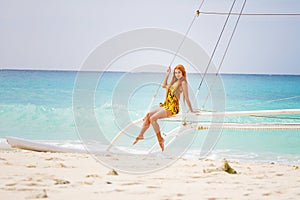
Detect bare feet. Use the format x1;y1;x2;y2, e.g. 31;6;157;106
158;137;164;151
133;136;144;145
156;132;164;151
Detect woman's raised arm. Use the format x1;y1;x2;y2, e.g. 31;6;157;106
162;67;171;88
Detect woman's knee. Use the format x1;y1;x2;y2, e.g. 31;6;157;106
143;113;151;125
149;115;157;124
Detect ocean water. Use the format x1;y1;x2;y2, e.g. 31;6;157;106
1;69;300;164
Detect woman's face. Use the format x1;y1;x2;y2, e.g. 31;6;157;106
174;69;183;80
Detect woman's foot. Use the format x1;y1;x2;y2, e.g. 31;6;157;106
158;137;164;151
133;136;144;145
156;132;164;151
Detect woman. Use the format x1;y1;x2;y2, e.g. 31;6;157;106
133;64;196;151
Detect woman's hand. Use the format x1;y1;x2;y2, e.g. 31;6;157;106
166;67;171;75
190;110;200;113
188;108;200;114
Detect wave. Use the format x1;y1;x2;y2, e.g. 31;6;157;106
0;104;76;140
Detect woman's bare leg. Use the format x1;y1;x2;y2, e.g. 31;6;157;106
133;108;161;145
132;114;150;144
149;108;172;151
149;108;171;133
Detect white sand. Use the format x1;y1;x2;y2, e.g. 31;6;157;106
0;149;300;200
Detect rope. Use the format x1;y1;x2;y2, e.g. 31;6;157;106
195;0;238;98
201;0;247;109
200;11;300;16
202;123;300;130
168;0;206;68
146;0;206;112
227;95;300;110
250;115;300;120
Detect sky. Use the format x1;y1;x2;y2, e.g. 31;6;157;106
0;0;300;74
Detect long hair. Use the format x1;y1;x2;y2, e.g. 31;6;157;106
168;64;187;103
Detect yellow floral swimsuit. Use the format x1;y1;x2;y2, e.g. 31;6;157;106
160;85;179;115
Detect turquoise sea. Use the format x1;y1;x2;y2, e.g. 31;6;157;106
1;69;300;165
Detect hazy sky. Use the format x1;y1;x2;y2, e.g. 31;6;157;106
1;0;300;74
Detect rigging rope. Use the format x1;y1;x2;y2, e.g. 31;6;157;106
250;115;300;120
168;0;206;68
201;0;247;109
200;11;300;16
227;95;300;110
195;0;238;98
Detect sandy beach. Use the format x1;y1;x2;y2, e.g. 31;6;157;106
0;148;299;200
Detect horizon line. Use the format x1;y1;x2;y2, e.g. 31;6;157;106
1;68;300;76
